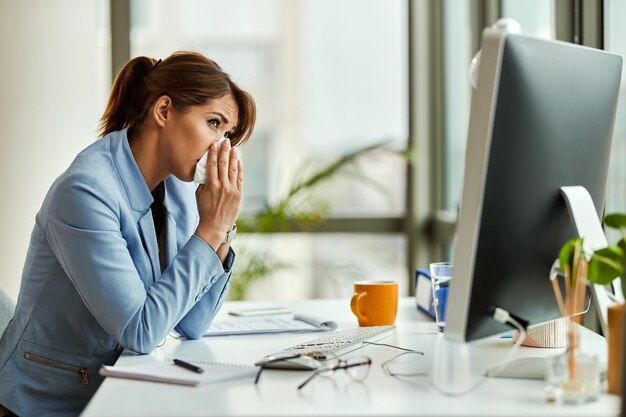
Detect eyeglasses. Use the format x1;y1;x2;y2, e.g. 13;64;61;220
362;341;426;377
254;353;372;390
254;353;302;384
381;351;426;377
297;354;372;390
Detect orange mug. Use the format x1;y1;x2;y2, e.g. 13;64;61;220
350;281;398;326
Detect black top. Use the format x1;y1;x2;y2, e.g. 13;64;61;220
150;181;166;272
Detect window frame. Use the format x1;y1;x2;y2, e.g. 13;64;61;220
109;0;602;295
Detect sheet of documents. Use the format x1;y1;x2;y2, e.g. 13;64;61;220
202;314;338;337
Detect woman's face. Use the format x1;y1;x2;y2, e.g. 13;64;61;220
161;94;239;182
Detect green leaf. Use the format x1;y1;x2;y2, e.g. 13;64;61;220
604;213;626;230
559;238;582;273
284;141;391;204
227;247;290;301
230;141;415;299
618;238;626;256
587;245;625;285
618;239;626;297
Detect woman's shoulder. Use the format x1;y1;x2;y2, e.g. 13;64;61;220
59;130;143;189
45;136;126;211
60;139;119;190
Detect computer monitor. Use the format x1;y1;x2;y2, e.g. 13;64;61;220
445;30;623;343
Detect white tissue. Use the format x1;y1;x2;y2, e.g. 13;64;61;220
194;151;209;185
194;138;228;185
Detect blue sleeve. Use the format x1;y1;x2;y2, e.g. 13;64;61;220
46;177;227;354
175;247;234;339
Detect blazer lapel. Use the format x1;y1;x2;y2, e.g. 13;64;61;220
110;129;161;283
165;213;178;268
138;212;160;282
162;178;183;269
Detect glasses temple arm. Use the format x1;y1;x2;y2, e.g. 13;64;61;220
297;370;321;390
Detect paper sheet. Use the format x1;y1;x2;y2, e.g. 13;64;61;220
100;360;256;386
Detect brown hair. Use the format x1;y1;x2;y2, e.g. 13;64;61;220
99;51;256;146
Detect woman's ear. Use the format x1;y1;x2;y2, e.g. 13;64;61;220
152;95;172;128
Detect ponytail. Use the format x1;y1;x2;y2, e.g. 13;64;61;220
99;56;158;137
99;51;256;146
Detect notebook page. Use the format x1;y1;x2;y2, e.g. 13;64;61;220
100;360;257;386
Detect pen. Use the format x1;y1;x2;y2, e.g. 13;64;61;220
173;358;204;374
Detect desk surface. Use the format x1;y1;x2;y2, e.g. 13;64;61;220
81;298;620;417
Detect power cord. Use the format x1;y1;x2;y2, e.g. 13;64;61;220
429;307;527;397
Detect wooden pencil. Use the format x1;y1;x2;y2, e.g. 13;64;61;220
551;278;567;317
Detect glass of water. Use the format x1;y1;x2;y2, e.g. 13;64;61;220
429;262;453;332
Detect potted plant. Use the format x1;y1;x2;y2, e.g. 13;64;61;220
229;142;414;301
556;213;626;398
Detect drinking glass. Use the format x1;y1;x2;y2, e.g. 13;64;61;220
430;262;453;332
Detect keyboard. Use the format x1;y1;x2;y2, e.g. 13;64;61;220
256;325;395;370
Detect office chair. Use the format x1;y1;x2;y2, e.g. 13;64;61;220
0;288;15;338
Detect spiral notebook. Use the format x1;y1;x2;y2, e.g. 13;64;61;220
99;359;257;386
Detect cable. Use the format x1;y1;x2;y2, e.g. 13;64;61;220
362;341;423;353
569;286;592;317
485;309;527;377
428;308;527;397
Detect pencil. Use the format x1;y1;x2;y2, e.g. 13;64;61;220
551;277;567;317
576;260;587;321
563;263;571;316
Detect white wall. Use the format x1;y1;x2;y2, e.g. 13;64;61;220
0;0;104;301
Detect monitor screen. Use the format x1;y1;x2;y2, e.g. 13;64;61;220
445;30;623;343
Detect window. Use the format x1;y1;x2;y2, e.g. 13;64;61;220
114;0;625;300
501;0;552;39
443;1;554;214
604;0;626;214
128;0;409;299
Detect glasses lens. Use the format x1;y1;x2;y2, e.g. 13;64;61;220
345;356;371;381
318;357;339;377
383;351;425;377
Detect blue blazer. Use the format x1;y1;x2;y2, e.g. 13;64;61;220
0;129;233;417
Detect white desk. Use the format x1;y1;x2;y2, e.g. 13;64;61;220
81;298;621;417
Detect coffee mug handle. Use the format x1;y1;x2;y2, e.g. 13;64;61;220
350;292;368;325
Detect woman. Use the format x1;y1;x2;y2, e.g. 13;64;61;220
0;51;255;417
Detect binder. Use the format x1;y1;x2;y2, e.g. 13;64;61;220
415;268;436;320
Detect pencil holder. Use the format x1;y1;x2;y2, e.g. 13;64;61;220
545;324;599;404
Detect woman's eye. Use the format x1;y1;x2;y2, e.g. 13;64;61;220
208;119;219;128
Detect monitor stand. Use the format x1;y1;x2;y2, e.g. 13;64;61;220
486;353;608;380
486;357;553;379
560;185;624;336
486;186;622;380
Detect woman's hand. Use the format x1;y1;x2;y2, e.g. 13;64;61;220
194;140;243;251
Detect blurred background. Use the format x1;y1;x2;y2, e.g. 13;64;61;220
0;0;624;302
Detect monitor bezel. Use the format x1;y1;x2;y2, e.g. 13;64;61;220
444;29;622;342
445;30;507;343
